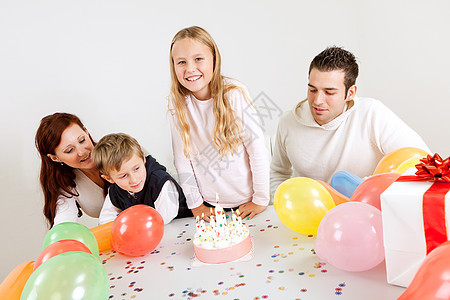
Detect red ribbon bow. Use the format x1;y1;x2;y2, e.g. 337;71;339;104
397;153;450;254
414;153;450;183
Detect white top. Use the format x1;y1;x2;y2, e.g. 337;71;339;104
168;79;270;209
98;181;180;225
54;169;105;226
270;97;431;196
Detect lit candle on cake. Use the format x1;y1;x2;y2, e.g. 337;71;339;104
210;215;216;229
214;194;226;227
231;209;237;224
195;216;201;235
235;209;243;229
200;213;206;233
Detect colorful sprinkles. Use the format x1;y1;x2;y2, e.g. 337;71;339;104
103;211;364;299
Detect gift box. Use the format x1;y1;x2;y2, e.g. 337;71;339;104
380;154;450;287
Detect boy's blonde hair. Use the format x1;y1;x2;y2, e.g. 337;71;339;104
169;26;249;158
92;133;144;176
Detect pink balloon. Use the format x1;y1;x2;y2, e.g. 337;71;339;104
350;173;400;210
314;202;384;272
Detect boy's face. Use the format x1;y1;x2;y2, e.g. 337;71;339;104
102;153;146;193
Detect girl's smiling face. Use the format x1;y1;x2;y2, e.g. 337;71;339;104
171;38;214;100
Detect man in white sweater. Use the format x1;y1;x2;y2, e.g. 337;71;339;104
270;47;430;196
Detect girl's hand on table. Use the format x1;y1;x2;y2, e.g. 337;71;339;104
191;204;214;222
237;202;267;220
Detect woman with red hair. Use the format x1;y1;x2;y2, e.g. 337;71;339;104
35;113;108;228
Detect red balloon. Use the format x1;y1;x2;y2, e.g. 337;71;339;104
34;239;91;271
350;173;400;210
398;241;450;300
111;205;164;256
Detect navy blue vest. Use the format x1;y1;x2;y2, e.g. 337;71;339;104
109;155;192;219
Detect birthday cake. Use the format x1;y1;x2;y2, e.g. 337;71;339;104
193;203;252;264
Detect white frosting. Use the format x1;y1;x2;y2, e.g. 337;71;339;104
194;205;249;249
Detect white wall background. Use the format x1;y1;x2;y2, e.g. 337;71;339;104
1;0;449;281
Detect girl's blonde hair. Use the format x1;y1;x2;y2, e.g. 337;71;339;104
169;26;247;158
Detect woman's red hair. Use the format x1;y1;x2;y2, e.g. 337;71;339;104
35;113;100;228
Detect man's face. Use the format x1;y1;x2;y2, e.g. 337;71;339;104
103;154;146;193
307;68;356;125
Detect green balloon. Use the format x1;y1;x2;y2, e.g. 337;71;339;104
21;252;109;300
43;222;99;258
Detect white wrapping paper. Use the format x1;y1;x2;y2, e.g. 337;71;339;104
380;169;450;287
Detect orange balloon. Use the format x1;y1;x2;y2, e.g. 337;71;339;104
34;239;91;271
0;261;35;300
316;180;350;205
398;241;450;300
394;156;423;174
373;147;429;175
350;173;400;210
90;221;113;252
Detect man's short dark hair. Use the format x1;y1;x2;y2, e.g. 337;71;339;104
309;46;359;95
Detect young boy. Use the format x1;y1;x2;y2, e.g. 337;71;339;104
92;133;192;225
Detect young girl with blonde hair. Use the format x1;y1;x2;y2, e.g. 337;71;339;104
168;26;269;220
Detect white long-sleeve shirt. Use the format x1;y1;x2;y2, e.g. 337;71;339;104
270;97;431;196
54;169;105;226
98;181;180;225
168;80;270;209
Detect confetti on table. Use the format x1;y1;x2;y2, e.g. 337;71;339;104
103;208;396;299
334;282;347;295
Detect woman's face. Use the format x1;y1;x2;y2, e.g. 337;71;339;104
48;123;95;170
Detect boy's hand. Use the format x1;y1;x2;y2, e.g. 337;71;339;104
191;204;214;222
237;202;267;220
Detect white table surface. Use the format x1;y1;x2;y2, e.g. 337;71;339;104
102;205;405;299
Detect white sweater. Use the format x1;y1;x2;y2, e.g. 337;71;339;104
169;80;270;209
54;169;105;226
270;97;431;196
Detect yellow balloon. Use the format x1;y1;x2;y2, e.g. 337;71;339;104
394;156;424;174
373;147;429;175
274;177;335;235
